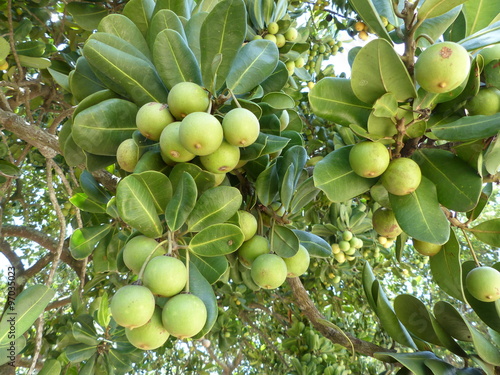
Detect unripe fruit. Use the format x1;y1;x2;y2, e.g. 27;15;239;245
159;122;196;162
349;142;390;178
251;253;288;289
110;285;155;329
275;34;286;48
284;27;298;41
162;293;207;339
238;235;270;268
167;82;210;120
334;251;346;264
237;210;258;241
143;256;187;297
478;44;500;65
294;56;305;68
222;108;260;147
267;22;279;35
338;240;350;252
116;138;140;172
331;243;341;254
125;307;169;350
414;42;471;94
285;60;295;76
179;112;223;156
200;140;240;174
283;245;310;277
465;87;500;116
372;207;402;238
350;237;363;249
264;34;277;43
381;158;421;196
136;102;175;141
122;235;166;274
342;230;353;241
466;266;500;302
412;238;442;256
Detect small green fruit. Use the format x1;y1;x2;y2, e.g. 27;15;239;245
110;285;155;329
338;240;350;252
222;108;260;147
251;253;288;289
143;256;187;297
466;266;500;302
199;140;240;174
179;112;223;156
342;230;353;241
122;235;166;274
267;22;279;35
238;235;270;268
167;82;210;120
412;238;442;256
116;138;140;172
381;158;421;196
162;293;207;339
159;122;196;162
275;33;286;48
283;245;310;278
465;87;500;116
264;34;277;43
372;207;402;238
294;57;305;68
136;102;175;141
237;210;258;241
125;307;169;350
285;60;295;75
349;141;390;178
284;27;298;41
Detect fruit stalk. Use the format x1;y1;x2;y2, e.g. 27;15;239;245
137;238;170;281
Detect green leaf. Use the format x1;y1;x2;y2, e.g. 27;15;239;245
128;171;172;214
463;0;500;35
465;321;500;366
372;93;399;117
270;225;299;258
374;352;441;375
279;163;295;211
484;132;500;175
185;12;208;64
459;21;500;51
415;5;462;48
66;2;107;30
226;39;279;95
169;162;221;195
261;61;289;93
70;57;107;102
122;0;155;36
348;0;393;42
309;77;372;127
72;98;138;156
255;163;279;206
313;146;377;202
351;39;417;104
0;285;55;343
154;0;194;19
189;262;218;339
189;223;244;256
36;358;61;375
116;175;164;238
186;186;242;232
240;133;289;161
467;183;493;221
417;0;468;21
200;0;247;92
70;224;112;259
72;315;99;346
470;218;500;246
18;55;51;69
153;29;203;90
289;176;320;215
0;160;20;177
433;301;472;342
79;170;111;204
431;113;500;141
70;193;106;213
188;253;228;284
65;343;98;363
390;177;450;245
261;92;295;110
148;9;187;50
16;40;45;57
166;172;198;231
0;336;25;366
0;37;10;61
292;229;332;258
93;231;120;273
412;149;482;212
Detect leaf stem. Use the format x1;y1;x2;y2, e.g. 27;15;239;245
228;88;242;108
185;249;190;293
137;238;170;282
460;228;481;267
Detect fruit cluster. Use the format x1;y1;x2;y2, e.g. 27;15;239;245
330;230;363;264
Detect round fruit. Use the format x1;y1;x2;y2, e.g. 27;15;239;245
199;140;240;174
116;138;140;173
478;44;500;66
415;42;471;94
354;22;365;31
162;293;207;339
122;235;166;274
142;256;187;297
381;158;422;196
179;112;223;156
159;122;196;163
110;285;155;329
294;57;305;68
284;27;298;41
125;307;169;350
342;230;353;241
267;22;279;35
466;266;500;302
222;108;260;147
264;34;277;43
338;240;350;252
238;235;270;268
167;82;210;120
136;102;175;141
465;87;500;116
237;210;258;241
283;245;310;278
285;60;295;76
412;239;442;256
251;253;288;289
372;207;402;238
349;142;390;178
275;34;286;48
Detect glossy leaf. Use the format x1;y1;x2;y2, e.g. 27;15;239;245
154;0;194;18
65;343;97;363
309;77;372;127
459;21;500;51
255;163;279;206
262;92;295;109
463;0;500;35
417;0;467;21
226;39;279;95
70;224;112;259
122;0;155;36
153;29;202;89
66;2;107;30
431;113;500;141
351;39;417;104
470;218;500;246
72;315;99;346
0;336;25;366
169;163;221;194
186;186;242;232
292;229;332;258
415;5;462;48
128;171;172;214
0;285;55;343
185;12;208;63
261;61;289;93
79;170;111;204
374;352;442;375
279;163;295;211
349;0;392;42
189;253;228;284
70;193;106;213
289;176;320;215
190;262;218;339
189;223;244;256
390;177;450;245
36;358;61;375
413;149;482;212
313;146;377;203
166;172;197;231
433;301;472;341
484;134;500;176
270;225;299;258
148;9;186;49
466;321;500;366
467;183;493;222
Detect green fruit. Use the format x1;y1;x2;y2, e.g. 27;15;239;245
136;102;175;141
283;245;310;278
372;207;402;238
415;42;471;93
412;238;442;256
465;87;500;116
199;140;240;174
267;22;279;35
167;82;210;120
251;253;288;289
264;34;277;43
478;44;500;66
284;27;298;41
466;266;500;302
349;141;390;178
179;112;223;156
159;122;196;163
294;57;305;68
338;240;350;252
238;235;270;268
162;293;207;339
116;138;140;172
275;33;286;48
222;108;260;147
342;230;353;241
381;158;421;196
110;285;155;329
285;60;295;76
122;235;166;274
125;307;169;350
143;256;187;297
237;210;258;241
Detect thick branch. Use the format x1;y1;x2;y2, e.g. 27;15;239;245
287;277;394;357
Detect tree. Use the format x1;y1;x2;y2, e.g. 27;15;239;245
0;0;499;374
